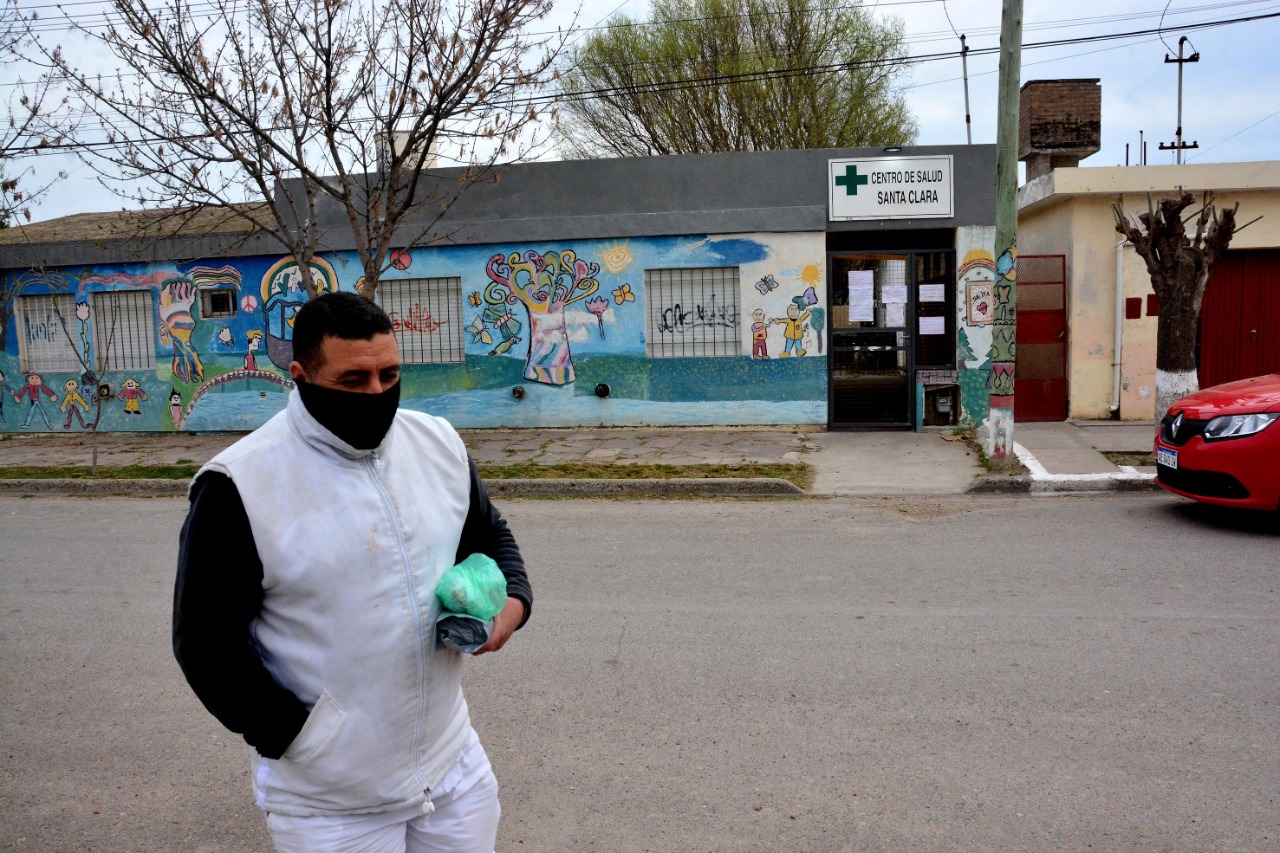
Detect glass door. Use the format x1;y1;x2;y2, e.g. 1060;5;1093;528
828;253;913;427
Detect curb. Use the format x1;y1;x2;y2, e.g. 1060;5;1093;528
0;479;189;496
486;477;805;497
966;475;1161;494
0;477;805;498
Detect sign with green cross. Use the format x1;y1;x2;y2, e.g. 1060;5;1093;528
829;156;954;221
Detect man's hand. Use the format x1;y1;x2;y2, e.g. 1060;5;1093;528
474;597;525;655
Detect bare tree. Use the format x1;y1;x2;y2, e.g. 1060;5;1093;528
18;0;564;297
1113;191;1258;417
1;0;73;225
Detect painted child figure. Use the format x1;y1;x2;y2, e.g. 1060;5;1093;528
245;329;263;371
772;297;811;358
119;377;148;415
750;308;770;359
14;373;57;430
59;378;90;429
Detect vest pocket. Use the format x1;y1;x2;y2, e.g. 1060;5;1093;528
283;690;345;764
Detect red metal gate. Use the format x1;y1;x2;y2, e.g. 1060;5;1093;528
1015;255;1068;421
1199;250;1280;388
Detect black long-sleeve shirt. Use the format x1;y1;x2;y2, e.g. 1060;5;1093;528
172;457;530;760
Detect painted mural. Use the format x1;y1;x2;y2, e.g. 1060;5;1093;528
0;232;829;431
954;226;998;428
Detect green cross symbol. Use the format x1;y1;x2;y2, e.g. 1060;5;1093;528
835;164;869;196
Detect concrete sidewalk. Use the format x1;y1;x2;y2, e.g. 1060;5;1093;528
0;419;1159;497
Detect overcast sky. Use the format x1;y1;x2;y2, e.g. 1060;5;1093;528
7;0;1279;224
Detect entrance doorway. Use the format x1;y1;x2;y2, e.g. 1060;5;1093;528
1013;255;1068;422
828;250;955;428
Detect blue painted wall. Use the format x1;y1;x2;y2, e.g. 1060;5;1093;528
1;233;830;432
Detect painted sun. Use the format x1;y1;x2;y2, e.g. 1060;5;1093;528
598;241;635;275
800;263;822;286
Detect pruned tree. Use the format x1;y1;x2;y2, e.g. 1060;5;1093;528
553;0;917;158
18;0;565;297
1113;191;1258;417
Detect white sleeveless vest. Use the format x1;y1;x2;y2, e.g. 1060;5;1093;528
197;390;473;817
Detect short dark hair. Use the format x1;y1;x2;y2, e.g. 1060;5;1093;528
291;291;395;374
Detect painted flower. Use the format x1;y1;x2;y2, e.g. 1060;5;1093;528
75;302;91;322
586;296;609;340
612;283;634;304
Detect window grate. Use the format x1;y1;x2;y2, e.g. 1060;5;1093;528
645;267;740;358
93;290;155;372
377;277;464;364
199;288;237;319
15;294;82;373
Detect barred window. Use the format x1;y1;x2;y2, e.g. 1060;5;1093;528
377;277;464;364
15;294;81;373
199;288;237;319
93;290;156;371
645;267;740;358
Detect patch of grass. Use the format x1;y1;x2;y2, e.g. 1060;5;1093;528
478;461;814;490
0;464;199;480
1102;451;1155;467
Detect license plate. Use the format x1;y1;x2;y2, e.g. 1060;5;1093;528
1157;446;1178;469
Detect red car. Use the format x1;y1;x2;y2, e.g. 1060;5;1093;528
1154;374;1280;511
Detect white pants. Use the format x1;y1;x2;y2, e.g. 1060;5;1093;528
265;728;500;853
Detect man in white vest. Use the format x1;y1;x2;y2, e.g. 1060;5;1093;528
173;291;531;852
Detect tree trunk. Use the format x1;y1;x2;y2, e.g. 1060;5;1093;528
1152;266;1207;418
523;308;575;385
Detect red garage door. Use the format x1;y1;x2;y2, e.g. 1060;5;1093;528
1199;250;1280;388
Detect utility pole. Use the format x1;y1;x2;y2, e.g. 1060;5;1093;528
1159;36;1200;163
961;34;973;145
987;0;1022;464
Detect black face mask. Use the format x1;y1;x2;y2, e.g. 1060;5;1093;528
296;379;401;450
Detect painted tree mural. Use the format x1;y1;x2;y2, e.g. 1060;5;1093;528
484;249;601;385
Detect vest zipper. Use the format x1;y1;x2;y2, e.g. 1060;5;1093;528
363;457;431;797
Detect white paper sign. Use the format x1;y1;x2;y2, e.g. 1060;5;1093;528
885;303;906;328
848;271;875;321
919;284;946;303
882;284;907;304
919;316;946;335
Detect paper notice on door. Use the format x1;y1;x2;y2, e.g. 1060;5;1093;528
882;283;907;304
885;302;906;328
919;283;946;303
919;316;946;335
848;271;875;321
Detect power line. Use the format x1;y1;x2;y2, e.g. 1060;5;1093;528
4;8;1279;155
1187;106;1280;159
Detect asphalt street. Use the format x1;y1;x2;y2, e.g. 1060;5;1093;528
1;493;1277;852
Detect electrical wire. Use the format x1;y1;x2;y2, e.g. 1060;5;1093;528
4;7;1279;154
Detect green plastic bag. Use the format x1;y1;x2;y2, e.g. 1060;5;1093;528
436;553;507;621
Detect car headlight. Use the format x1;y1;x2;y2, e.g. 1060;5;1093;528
1202;412;1280;441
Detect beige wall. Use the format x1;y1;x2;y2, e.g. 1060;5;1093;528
1018;162;1280;421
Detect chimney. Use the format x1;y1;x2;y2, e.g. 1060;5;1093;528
1019;79;1101;181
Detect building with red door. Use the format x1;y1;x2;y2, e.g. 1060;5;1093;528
1017;160;1280;421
